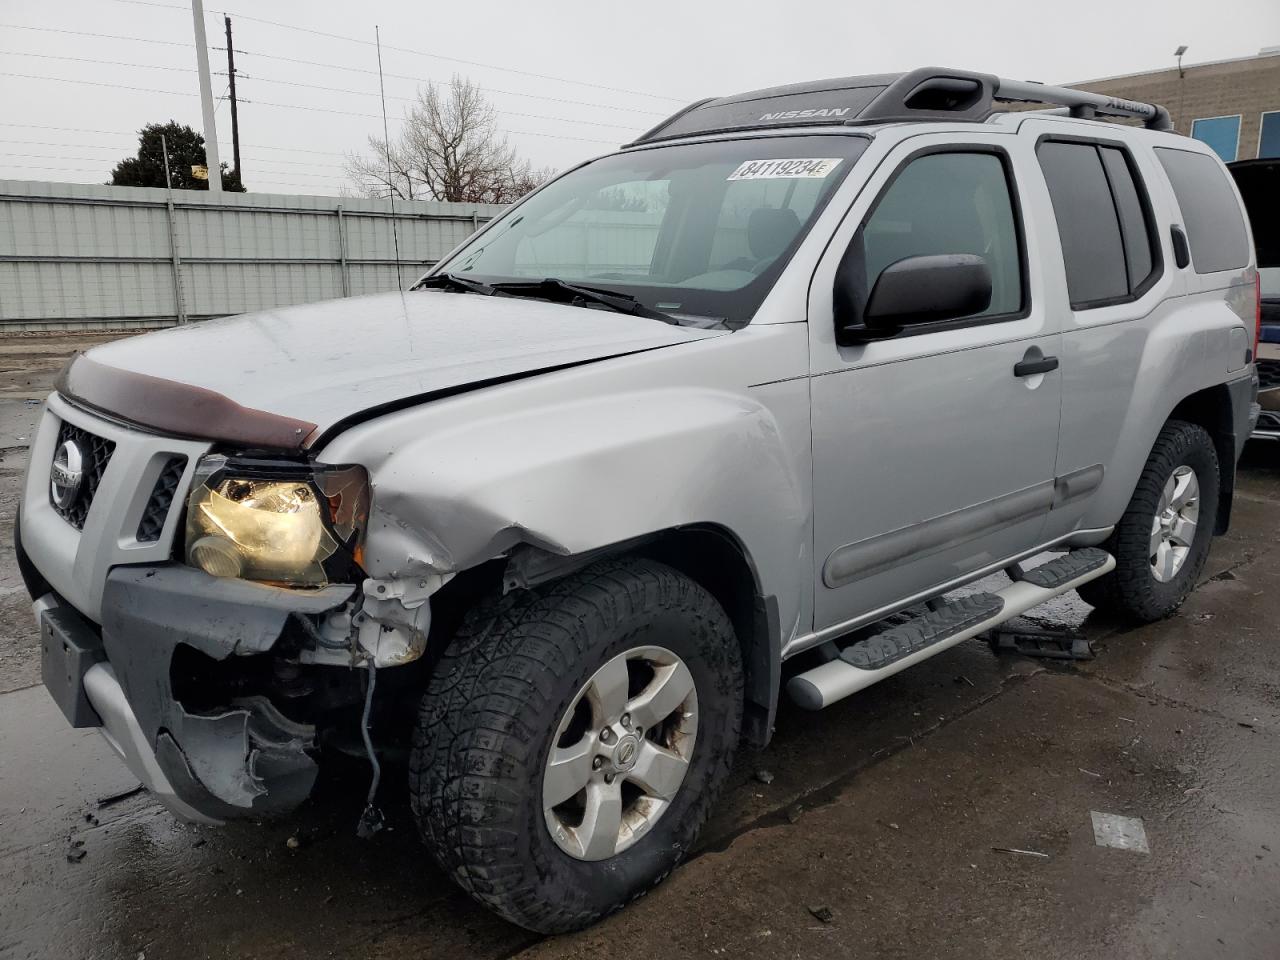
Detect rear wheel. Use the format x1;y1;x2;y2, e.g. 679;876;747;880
1078;420;1219;622
410;557;742;933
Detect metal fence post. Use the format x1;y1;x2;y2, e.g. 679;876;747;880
165;198;188;324
160;134;188;325
336;204;351;297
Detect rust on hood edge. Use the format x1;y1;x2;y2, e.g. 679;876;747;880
56;352;318;451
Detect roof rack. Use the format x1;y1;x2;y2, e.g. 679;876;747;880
627;67;1172;146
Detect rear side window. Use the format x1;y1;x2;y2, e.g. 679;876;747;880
1155;148;1251;274
1037;140;1157;308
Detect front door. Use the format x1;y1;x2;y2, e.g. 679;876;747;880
808;134;1062;632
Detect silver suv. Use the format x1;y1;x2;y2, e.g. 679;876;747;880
20;68;1260;933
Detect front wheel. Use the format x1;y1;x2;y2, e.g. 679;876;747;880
410;557;743;933
1078;419;1220;622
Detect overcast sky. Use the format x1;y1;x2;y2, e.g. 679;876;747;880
3;0;1278;196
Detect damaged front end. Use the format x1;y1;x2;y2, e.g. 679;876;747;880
98;565;363;821
41;560;441;826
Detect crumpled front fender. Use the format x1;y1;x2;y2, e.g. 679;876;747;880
317;325;814;649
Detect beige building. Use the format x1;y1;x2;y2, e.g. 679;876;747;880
1067;48;1280;162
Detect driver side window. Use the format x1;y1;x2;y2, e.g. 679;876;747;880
852;150;1024;321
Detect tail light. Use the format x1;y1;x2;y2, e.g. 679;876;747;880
1255;272;1263;361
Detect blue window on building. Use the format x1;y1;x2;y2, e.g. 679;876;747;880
1191;115;1241;162
1261;112;1280;160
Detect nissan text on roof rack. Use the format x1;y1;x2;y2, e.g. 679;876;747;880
20;68;1259;932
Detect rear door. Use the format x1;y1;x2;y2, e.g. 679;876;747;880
807;131;1063;632
1025;128;1175;541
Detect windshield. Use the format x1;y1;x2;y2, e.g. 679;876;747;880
428;135;869;325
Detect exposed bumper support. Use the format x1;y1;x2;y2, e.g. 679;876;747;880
82;661;220;825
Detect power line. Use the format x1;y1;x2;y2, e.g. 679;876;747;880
0;23;192;48
2;141;349;174
0;153;120;163
1;125;350;158
0;151;350;180
239;97;619;143
2;71;621;143
0;50;195;73
221;47;666;116
98;2;686;103
219;72;643;130
5;138;132;149
108;0;190;10
0;122;139;138
4;21;670;119
226;10;686;102
0;164;112;174
10;12;691;112
2;71;196;98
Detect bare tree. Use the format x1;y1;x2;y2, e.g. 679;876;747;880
347;76;555;203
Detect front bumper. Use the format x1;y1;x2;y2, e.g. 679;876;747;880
31;539;354;823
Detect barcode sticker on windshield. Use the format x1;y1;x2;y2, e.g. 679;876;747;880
727;158;841;181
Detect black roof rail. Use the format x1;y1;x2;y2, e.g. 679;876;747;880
626;67;1171;146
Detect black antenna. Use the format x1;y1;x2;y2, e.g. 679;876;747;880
375;25;403;292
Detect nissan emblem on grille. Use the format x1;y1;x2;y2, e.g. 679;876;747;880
50;439;85;510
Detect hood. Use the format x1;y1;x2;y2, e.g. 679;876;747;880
58;291;727;451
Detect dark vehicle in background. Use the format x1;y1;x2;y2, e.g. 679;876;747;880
1231;158;1280;439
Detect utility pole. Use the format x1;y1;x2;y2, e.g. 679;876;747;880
224;15;241;179
191;0;223;194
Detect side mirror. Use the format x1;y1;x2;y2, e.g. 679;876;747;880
839;254;992;343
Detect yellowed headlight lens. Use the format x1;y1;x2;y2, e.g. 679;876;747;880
185;478;339;585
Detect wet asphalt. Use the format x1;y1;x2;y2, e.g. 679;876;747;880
0;334;1278;960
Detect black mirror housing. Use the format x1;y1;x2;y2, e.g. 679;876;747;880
837;253;992;343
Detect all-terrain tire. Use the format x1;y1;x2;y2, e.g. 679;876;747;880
1077;419;1220;622
409;557;743;934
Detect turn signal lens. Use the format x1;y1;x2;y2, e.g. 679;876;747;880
185;478;338;585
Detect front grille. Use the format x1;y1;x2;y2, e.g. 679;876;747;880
136;456;188;542
50;421;116;530
1258;358;1280;393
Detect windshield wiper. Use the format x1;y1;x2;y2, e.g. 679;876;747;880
489;278;679;325
414;272;497;295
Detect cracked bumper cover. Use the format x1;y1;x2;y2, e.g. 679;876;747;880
54;564;354;824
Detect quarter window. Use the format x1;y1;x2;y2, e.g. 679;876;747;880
1155;147;1251;274
849;150;1024;322
1037;140;1158;308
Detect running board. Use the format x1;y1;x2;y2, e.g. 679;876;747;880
787;548;1114;710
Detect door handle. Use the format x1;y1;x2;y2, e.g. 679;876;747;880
1014;355;1058;377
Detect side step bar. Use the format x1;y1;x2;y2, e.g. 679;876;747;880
787;548;1114;710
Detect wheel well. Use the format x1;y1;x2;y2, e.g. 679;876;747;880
1168;384;1235;534
426;528;780;749
634;528;778;748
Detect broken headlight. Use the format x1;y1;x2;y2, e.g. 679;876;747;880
183;455;369;587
